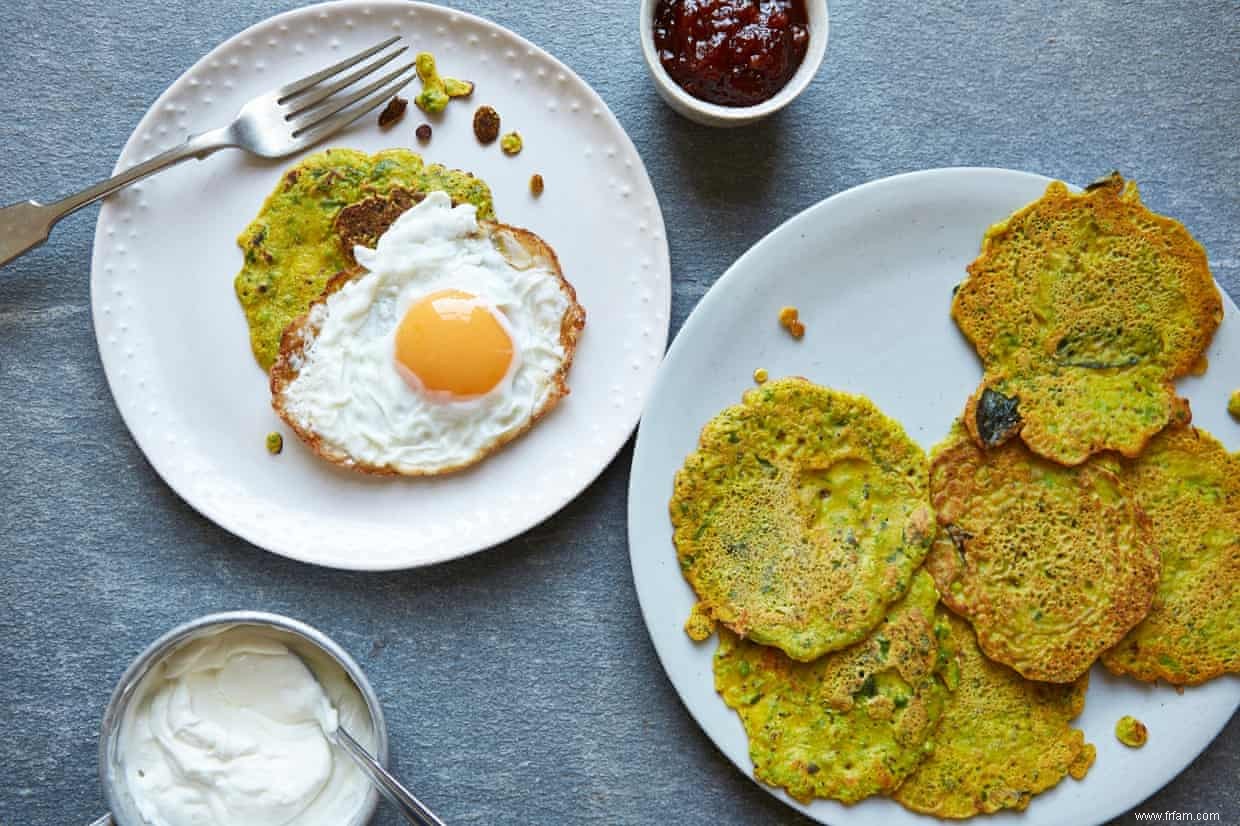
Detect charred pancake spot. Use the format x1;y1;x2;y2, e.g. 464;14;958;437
975;387;1022;448
333;188;426;264
1084;170;1122;191
944;524;972;552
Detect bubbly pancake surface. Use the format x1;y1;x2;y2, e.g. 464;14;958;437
953;174;1221;465
894;613;1093;818
1102;425;1240;685
927;422;1160;682
672;378;935;661
714;571;951;804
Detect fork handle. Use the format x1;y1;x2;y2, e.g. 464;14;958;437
0;125;236;269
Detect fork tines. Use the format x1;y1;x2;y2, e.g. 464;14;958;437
280;36;418;143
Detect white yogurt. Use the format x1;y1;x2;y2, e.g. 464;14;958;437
117;626;375;826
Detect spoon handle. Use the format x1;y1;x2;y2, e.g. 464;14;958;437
334;725;447;826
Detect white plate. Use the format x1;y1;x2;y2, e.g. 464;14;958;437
627;168;1240;825
91;1;670;570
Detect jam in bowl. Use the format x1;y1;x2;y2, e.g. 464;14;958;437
654;0;810;108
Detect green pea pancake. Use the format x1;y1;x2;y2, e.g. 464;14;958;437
927;422;1160;682
1102;425;1240;685
715;571;951;804
235;148;494;370
953;173;1222;466
895;613;1094;818
672;377;935;661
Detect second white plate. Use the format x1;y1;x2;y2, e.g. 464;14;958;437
91;1;670;570
627;167;1240;825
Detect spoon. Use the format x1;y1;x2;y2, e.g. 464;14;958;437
292;649;447;826
329;725;446;826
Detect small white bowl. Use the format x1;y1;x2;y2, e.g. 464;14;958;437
640;0;829;128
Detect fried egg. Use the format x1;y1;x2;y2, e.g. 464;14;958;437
270;191;585;476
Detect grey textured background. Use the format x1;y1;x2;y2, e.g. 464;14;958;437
1;1;1237;824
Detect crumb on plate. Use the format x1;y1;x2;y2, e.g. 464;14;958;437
1115;715;1148;748
414;52;472;114
266;432;284;455
530;174;544;196
753;367;768;384
377;96;407;128
500;131;523;155
473;105;500;144
779;306;805;339
443;77;474;98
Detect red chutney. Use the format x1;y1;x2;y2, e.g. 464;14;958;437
654;0;809;108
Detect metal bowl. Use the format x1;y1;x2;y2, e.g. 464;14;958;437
97;611;388;826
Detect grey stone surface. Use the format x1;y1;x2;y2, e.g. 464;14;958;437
0;1;1236;824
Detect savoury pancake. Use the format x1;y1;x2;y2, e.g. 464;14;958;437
235;148;494;370
894;613;1093;818
1102;425;1240;685
672;378;935;661
715;571;950;804
927;422;1159;682
953;173;1221;466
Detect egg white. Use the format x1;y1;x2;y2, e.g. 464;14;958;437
281;192;570;474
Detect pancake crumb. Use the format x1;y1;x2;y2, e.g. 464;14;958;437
753;368;768;384
530;174;544;196
779;306;805;339
500;131;523;156
266;432;284;455
413;53;471;113
1115;715;1148;748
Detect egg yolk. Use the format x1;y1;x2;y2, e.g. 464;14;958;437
394;289;514;398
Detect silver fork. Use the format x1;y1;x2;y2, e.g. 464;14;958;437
0;36;416;269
